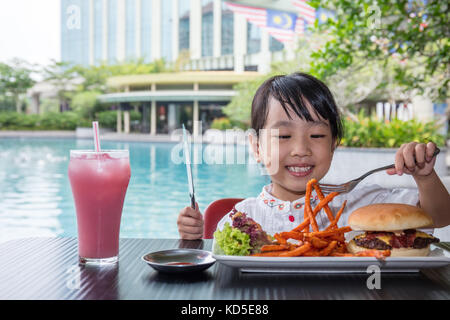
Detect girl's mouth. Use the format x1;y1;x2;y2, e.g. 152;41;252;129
286;165;314;177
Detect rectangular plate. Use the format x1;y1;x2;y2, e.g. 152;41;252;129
212;240;450;273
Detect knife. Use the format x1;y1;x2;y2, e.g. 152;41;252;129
182;124;196;210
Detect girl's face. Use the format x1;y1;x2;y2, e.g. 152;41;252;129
250;97;335;201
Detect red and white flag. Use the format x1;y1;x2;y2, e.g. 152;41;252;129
292;0;316;25
225;2;304;43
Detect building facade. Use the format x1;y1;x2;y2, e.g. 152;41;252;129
61;0;288;72
60;0;297;135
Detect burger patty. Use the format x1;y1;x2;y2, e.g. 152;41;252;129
354;237;392;250
413;237;439;249
354;230;439;250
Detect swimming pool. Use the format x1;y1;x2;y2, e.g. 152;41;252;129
0;137;269;243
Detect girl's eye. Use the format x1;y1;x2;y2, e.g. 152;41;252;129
311;135;326;138
279;135;291;139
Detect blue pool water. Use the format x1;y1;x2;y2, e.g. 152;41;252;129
0;137;269;243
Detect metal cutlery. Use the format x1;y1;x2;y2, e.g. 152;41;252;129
182;124;196;209
318;147;441;194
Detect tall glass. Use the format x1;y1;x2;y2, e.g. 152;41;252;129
68;150;131;265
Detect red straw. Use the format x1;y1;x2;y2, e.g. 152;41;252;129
92;121;101;152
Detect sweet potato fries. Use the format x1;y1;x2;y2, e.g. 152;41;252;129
251;179;391;259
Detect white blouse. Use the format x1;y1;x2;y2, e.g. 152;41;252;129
216;183;420;236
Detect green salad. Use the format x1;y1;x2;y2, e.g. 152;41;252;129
214;222;252;256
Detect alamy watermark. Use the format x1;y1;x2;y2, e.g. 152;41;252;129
170;122;280;176
66;5;81;30
66;265;81;290
366;265;381;290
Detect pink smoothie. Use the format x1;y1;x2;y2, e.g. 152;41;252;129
68;151;131;260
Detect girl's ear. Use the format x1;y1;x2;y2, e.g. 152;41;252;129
331;138;338;153
248;131;261;163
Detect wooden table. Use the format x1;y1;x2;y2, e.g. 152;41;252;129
0;238;449;300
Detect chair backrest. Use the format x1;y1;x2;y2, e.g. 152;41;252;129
203;198;243;239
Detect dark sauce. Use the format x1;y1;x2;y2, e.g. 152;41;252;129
166;262;194;266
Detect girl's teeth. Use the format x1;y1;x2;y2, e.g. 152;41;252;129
288;166;311;173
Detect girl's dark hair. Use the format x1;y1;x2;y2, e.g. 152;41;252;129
251;72;343;145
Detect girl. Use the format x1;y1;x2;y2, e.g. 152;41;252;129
177;73;450;239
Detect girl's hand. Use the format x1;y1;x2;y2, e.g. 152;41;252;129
177;202;204;240
386;142;437;177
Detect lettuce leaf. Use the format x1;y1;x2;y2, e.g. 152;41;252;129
214;222;252;256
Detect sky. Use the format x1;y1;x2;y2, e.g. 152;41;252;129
0;0;60;67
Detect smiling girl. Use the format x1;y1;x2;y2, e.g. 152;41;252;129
177;72;450;239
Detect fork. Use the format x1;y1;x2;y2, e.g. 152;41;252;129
318;147;441;194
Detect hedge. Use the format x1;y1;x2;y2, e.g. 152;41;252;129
0;112;88;130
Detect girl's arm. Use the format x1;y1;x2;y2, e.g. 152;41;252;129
386;142;450;228
414;170;450;227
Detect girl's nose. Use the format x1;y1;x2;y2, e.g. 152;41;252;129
290;141;312;157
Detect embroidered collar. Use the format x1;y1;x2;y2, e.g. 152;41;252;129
258;184;318;209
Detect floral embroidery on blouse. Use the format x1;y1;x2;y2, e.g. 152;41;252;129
259;186;317;209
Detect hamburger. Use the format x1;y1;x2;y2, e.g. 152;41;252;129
347;203;439;257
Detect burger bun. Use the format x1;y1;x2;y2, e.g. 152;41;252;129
348;203;433;231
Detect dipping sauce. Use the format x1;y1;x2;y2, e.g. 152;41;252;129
165;262;195;266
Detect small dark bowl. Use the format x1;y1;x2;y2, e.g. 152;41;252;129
142;249;216;273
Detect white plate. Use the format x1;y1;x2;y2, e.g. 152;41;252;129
212;240;450;273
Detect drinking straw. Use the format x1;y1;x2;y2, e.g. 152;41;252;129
92;121;101;152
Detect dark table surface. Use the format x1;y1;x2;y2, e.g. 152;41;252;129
0;237;449;300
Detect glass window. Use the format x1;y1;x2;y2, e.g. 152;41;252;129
247;22;261;54
201;0;213;57
61;0;90;66
178;0;190;52
107;0;117;64
61;0;71;64
269;36;284;52
141;0;152;62
221;1;233;55
93;0;103;64
125;0;136;61
161;0;173;61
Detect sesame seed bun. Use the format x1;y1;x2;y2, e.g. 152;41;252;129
347;203;433;231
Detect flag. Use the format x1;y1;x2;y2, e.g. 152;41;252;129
266;9;300;42
225;2;304;43
267;9;297;31
292;0;316;25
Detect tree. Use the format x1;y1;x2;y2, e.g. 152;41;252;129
223;33;383;124
70;90;101;119
69;58;170;93
0;59;36;113
41;60;79;112
308;0;449;100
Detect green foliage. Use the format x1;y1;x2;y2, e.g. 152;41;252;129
0;95;16;111
210;117;249;130
309;0;449;99
71;91;101;118
96;110;141;129
211;117;233;130
222;75;268;125
0;112;87;130
0;59;36;112
38;112;81;130
341;112;445;148
69;58;171;92
39;98;60;113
